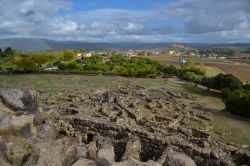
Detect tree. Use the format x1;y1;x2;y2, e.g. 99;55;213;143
4;47;14;57
0;48;2;58
138;51;145;56
13;56;23;69
243;84;250;90
21;57;37;71
13;56;36;71
212;74;242;90
108;55;126;65
62;50;75;61
66;61;81;70
222;89;250;117
30;53;48;69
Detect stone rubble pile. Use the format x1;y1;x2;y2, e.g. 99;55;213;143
0;87;249;166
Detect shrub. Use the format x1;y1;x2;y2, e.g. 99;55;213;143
62;50;75;61
161;65;178;74
201;76;214;88
243;84;250;90
212;73;242;90
180;72;203;83
222;89;250;117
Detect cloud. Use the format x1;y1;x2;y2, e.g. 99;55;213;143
0;0;249;42
163;0;250;34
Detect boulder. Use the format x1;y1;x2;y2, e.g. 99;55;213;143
33;111;45;126
4;141;31;166
72;158;97;166
122;136;141;161
0;89;38;113
76;144;88;158
96;137;115;166
0;114;35;138
111;160;161;166
36;124;59;140
88;141;98;160
163;150;196;166
63;145;78;166
0;157;10;166
35;137;78;166
24;149;40;166
0;137;7;155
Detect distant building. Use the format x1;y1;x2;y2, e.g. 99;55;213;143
127;50;137;58
76;53;92;60
179;58;189;64
127;53;137;58
189;52;195;56
169;50;175;55
77;53;83;60
219;57;226;59
83;53;92;58
44;66;59;71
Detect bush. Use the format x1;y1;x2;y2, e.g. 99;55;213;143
161;65;178;74
62;50;75;61
201;76;214;88
212;74;242;90
243;84;250;90
180;72;203;83
222;89;250;117
13;56;37;71
111;57;160;77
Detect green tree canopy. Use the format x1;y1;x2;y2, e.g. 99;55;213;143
62;50;75;61
212;73;242;90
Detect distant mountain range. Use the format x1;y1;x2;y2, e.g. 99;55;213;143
0;38;250;51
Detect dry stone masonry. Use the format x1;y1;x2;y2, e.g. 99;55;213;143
0;86;249;166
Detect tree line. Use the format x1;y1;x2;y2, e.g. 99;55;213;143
0;48;249;117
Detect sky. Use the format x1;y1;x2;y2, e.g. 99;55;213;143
0;0;250;43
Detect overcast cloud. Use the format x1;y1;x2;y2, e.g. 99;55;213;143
0;0;249;42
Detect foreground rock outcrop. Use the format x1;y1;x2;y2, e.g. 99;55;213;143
0;89;38;113
0;87;249;166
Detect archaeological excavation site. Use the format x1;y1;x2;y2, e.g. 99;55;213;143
0;83;250;166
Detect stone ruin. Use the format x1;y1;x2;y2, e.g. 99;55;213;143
0;86;250;166
42;85;250;166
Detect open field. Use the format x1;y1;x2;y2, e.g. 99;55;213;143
149;56;250;82
0;74;249;145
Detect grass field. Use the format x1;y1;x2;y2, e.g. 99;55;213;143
0;74;249;145
149;56;250;82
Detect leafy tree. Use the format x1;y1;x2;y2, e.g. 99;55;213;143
243;84;250;90
222;89;250;117
4;47;14;57
0;48;2;58
62;50;75;61
66;61;81;70
108;55;126;65
30;53;48;69
13;56;23;69
138;51;145;56
212;74;242;90
161;65;178;74
181;72;203;83
201;76;214;88
13;56;36;71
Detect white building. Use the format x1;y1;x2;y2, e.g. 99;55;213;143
169;50;175;55
44;66;59;71
76;53;92;59
83;53;92;58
